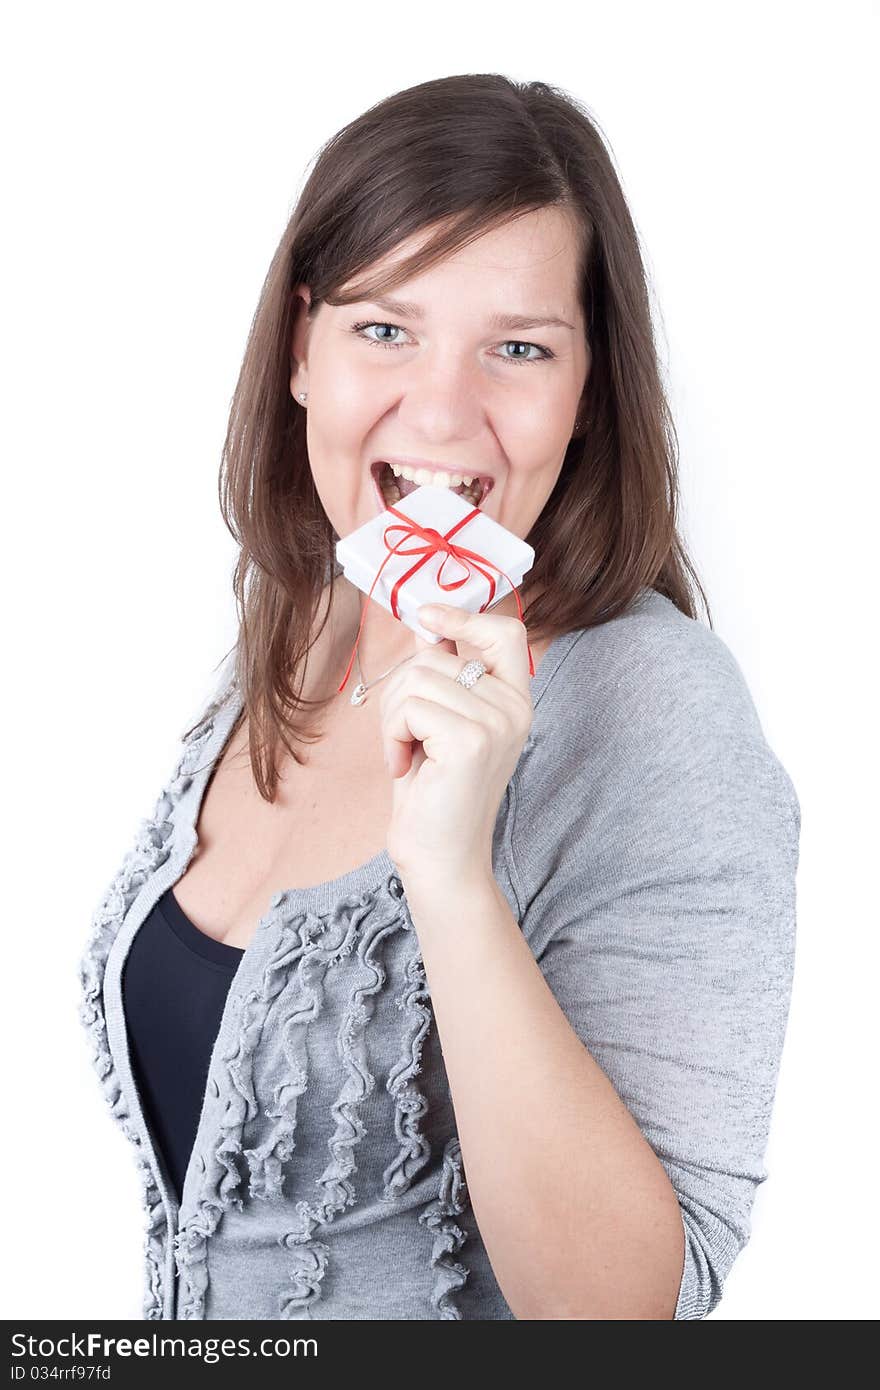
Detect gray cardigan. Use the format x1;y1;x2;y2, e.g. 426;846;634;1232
78;587;800;1320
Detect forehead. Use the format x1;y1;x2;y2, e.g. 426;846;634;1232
336;205;581;311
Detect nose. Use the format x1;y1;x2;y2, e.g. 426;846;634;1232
396;348;486;436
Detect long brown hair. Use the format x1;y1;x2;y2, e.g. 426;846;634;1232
203;73;711;800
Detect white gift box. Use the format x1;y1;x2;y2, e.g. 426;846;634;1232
335;486;536;644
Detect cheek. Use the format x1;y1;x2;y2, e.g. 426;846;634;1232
497;461;564;530
506;456;560;494
312;377;390;485
319;356;382;420
512;398;570;448
305;437;379;536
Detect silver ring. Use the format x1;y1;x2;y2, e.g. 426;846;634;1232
454;658;486;690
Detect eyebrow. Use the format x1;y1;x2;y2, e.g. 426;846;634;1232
358;295;576;332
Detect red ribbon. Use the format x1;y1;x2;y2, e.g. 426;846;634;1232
337;499;535;693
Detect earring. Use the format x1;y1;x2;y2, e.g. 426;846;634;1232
298;392;308;403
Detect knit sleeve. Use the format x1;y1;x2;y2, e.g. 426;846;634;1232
508;606;800;1320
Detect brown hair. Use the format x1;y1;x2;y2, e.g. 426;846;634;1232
203;73;711;800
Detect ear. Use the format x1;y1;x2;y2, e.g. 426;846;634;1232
571;395;592;438
572;349;592;436
289;284;313;395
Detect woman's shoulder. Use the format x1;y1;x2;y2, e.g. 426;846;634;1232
509;586;801;942
540;588;752;721
540;589;773;747
526;587;799;830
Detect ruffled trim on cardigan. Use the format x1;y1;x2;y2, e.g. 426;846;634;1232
418;1137;471;1319
174;882;427;1319
173;871;471;1321
381;946;433;1199
77;708;220;1318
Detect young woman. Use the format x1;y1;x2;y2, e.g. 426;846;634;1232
79;73;800;1321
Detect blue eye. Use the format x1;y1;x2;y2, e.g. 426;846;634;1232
354;322;405;347
349;320;555;367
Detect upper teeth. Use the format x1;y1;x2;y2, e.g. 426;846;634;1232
386;463;476;488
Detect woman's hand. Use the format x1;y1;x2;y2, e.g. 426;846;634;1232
380;602;534;887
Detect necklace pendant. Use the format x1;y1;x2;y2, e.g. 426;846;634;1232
350;682;368;707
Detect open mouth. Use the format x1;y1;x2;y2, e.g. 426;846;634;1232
370;461;495;514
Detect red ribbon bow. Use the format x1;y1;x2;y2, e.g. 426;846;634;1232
337;499;535;693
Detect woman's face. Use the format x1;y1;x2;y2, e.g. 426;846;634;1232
289;206;591;547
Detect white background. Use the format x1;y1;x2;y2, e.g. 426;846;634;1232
3;0;877;1322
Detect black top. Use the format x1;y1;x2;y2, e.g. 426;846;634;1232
121;886;245;1208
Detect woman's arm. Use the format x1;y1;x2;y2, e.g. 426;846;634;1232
404;869;686;1321
388;596;799;1320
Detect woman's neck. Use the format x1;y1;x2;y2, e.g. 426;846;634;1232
319;574;548;690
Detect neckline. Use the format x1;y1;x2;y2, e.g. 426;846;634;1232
158;885;245;966
180;623;584;919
